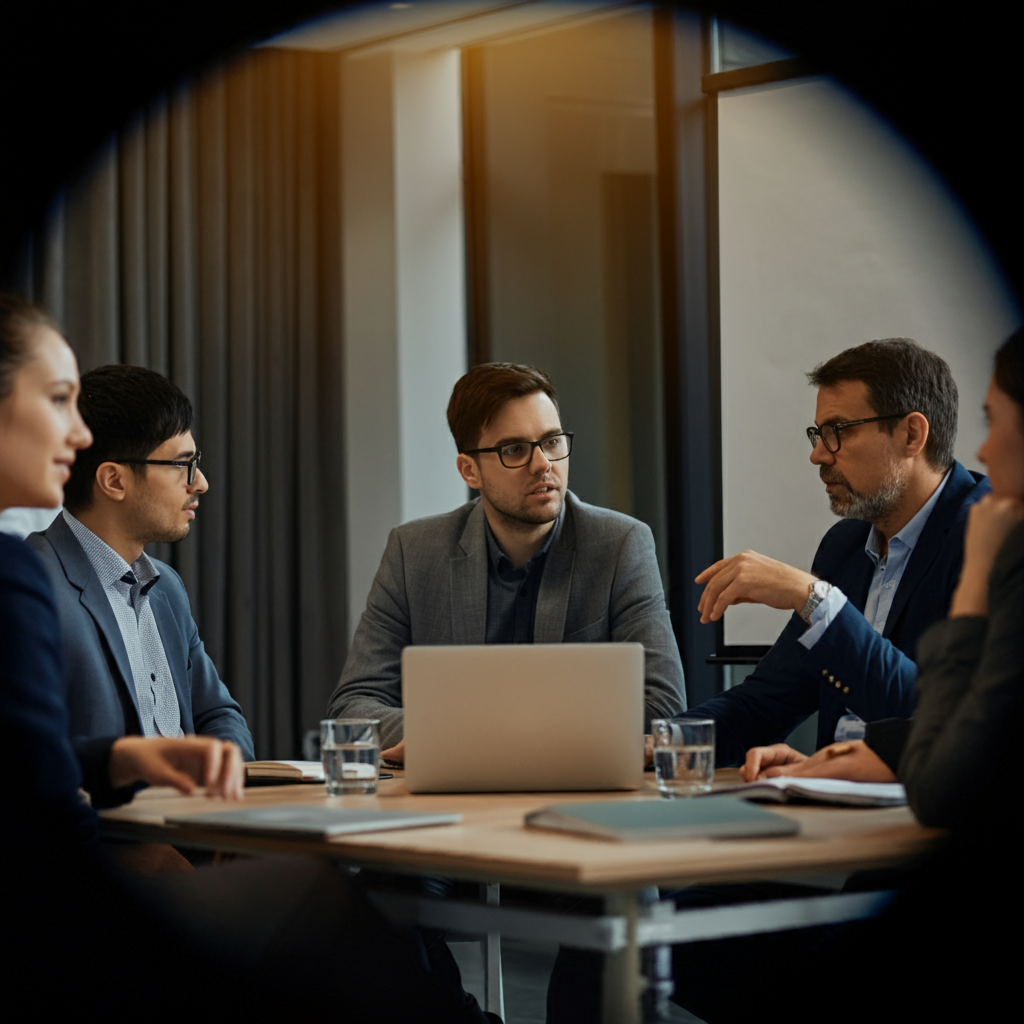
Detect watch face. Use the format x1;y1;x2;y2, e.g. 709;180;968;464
813;581;831;599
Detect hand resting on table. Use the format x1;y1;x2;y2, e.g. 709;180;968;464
740;740;896;783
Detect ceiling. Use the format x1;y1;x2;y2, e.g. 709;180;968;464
264;0;640;55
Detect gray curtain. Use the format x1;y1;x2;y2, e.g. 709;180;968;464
12;48;347;759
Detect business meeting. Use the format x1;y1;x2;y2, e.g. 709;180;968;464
1;2;1019;1022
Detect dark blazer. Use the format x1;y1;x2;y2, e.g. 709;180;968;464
27;515;255;760
0;533;135;845
328;491;686;748
688;461;990;765
899;519;1024;828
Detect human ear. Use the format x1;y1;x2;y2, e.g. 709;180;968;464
93;462;130;503
904;412;930;459
456;453;481;489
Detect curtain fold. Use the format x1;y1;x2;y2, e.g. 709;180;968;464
14;47;347;759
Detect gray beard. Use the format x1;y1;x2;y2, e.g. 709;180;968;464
824;466;907;523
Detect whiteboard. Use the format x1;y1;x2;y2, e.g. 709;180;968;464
717;76;1020;646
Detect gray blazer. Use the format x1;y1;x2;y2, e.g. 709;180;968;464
328;491;686;748
27;515;255;760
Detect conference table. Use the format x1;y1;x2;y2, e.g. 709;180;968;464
100;771;940;1023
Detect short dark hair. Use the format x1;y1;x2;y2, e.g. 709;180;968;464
447;363;559;453
806;338;958;470
0;294;62;400
63;364;195;513
993;329;1024;412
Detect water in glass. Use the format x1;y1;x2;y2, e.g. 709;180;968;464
654;744;715;796
323;742;379;795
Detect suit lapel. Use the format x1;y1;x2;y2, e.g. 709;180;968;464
47;516;142;722
451;503;488;645
534;498;576;644
884;462;980;636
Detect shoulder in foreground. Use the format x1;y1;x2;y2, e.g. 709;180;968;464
393;498;481;539
0;531;51;588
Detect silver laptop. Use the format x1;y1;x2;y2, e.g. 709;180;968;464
402;643;644;793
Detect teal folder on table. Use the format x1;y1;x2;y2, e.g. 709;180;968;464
525;796;799;841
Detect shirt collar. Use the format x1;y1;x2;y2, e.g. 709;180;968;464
62;508;161;593
484;507;562;571
864;466;952;563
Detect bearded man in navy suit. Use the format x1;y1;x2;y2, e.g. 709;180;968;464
550;339;990;1024
681;338;989;777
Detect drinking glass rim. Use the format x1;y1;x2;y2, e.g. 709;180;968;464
651;717;714;728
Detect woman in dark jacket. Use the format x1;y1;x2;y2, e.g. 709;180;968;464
898;330;1024;826
0;294;497;1023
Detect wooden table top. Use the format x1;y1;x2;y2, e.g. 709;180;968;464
100;771;942;894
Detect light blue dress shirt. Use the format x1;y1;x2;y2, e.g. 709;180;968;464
795;469;952;740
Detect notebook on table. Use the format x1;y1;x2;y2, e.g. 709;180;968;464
245;760;325;784
401;642;644;794
165;806;462;839
707;777;907;807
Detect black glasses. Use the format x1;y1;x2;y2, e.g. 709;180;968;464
462;432;573;468
113;451;202;485
806;416;907;453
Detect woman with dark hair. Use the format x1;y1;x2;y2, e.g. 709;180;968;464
0;293;244;840
0;293;257;1011
0;294;499;1022
782;336;1024;1020
899;329;1024;822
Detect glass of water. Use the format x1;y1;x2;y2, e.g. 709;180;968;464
320;718;381;795
651;718;715;796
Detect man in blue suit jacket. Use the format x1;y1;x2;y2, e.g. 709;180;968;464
550;340;990;1024
684;339;989;767
27;364;254;761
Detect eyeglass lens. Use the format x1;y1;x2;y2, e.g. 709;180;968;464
808;425;839;452
499;434;571;467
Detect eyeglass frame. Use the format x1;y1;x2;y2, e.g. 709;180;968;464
806;415;908;454
461;432;573;469
111;451;203;485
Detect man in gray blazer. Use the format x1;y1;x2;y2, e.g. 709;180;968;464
328;362;685;753
28;364;254;761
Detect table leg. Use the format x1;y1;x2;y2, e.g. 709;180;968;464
601;892;641;1024
482;882;505;1020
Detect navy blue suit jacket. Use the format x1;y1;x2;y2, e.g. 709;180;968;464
689;462;990;766
0;533;141;845
27;515;255;760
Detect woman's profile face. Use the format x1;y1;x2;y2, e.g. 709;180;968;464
0;327;92;511
977;376;1024;500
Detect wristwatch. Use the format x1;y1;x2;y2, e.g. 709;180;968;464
800;580;832;624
